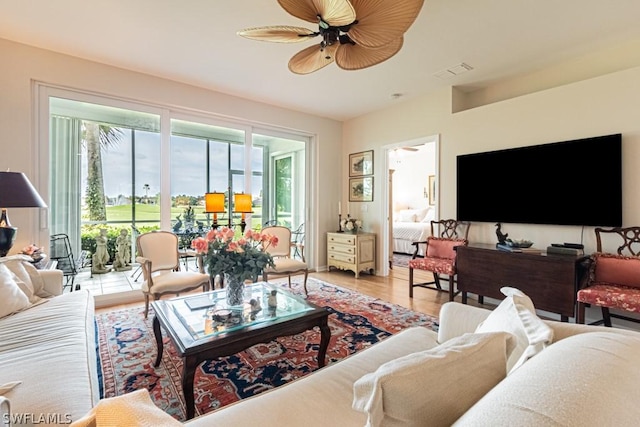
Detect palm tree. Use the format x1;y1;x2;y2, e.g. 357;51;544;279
84;122;124;221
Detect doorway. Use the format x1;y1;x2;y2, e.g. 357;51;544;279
381;136;439;276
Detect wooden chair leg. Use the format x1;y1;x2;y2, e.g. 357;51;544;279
288;275;292;290
602;307;612;327
448;274;454;302
409;267;414;298
433;273;442;290
302;270;309;296
144;294;150;319
577;301;586;324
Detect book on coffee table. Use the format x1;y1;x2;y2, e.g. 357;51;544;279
185;294;218;310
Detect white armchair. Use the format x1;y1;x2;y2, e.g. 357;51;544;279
136;231;210;318
261;226;309;296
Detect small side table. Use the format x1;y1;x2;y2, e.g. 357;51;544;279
327;231;376;278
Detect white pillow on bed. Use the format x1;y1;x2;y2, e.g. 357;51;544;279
397;209;417;222
421;208;436;223
414;208;431;222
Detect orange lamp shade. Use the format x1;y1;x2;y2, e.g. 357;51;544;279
205;192;225;214
234;193;253;219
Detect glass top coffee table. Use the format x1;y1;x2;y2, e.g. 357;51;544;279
151;282;331;419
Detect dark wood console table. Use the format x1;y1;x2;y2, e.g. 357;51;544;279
457;243;588;321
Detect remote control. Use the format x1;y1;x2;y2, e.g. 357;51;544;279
550;243;565;247
563;243;584;249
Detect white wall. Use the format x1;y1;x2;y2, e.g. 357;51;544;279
0;38;343;269
345;66;640;258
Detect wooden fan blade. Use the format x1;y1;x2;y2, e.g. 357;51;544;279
348;0;424;48
278;0;356;27
288;43;339;74
335;37;403;70
237;26;316;43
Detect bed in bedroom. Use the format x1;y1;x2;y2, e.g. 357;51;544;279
392;207;434;256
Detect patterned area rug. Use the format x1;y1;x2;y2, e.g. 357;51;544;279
95;278;437;421
392;252;413;268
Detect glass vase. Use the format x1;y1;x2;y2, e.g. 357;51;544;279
224;273;245;307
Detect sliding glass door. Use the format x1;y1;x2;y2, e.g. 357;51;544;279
44;88;310;295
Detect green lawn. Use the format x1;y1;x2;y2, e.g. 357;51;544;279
82;203;265;228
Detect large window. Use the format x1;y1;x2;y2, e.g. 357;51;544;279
50;97;161;258
47;93;308;271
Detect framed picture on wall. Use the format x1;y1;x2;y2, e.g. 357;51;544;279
349;176;374;202
349;150;374;177
428;175;436;205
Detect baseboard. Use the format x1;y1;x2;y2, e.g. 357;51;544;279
94;290;144;309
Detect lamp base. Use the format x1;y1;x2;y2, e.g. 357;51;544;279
0;226;17;257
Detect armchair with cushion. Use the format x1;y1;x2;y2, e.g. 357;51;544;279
577;226;640;326
409;219;470;301
136;231;210;318
261;225;309;296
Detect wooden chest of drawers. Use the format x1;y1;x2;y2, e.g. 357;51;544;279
327;232;376;278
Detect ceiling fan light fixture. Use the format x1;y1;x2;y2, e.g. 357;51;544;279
241;0;424;73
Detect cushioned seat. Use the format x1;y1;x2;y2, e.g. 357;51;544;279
577;227;640;326
262;226;309;295
409;234;468;301
139;270;212;294
408;256;456;275
136;231;210;318
578;283;640;314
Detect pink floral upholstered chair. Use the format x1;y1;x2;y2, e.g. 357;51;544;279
576;227;640;327
409;220;470;302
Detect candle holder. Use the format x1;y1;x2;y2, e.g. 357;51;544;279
337;214;344;232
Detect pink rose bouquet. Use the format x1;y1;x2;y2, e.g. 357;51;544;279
191;227;278;282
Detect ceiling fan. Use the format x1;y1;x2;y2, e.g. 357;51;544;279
237;0;425;75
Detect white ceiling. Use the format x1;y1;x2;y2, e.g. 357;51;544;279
2;0;640;121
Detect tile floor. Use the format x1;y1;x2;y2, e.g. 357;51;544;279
64;257;200;297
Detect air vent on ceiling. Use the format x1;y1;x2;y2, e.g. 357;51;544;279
434;62;474;79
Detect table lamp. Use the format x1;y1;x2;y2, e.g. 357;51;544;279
0;171;47;257
204;192;226;229
233;193;253;233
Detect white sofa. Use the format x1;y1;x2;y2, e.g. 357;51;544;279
182;300;640;426
50;284;640;426
0;257;99;426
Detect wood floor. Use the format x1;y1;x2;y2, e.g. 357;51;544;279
96;266;473;318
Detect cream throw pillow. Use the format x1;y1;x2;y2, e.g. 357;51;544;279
352;332;515;427
71;388;181;427
475;287;553;374
0;256;52;303
0;263;30;318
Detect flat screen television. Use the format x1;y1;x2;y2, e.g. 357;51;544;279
456;134;622;227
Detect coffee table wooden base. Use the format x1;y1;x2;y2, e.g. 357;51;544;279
153;312;330;419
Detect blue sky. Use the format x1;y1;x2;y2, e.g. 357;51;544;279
82;130;261;199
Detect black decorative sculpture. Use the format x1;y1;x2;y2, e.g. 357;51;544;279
495;223;508;245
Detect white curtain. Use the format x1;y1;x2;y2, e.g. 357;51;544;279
50;116;82;258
